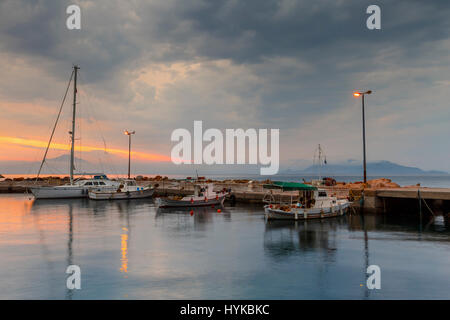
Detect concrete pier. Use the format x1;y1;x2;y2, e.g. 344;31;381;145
376;187;450;200
350;187;450;215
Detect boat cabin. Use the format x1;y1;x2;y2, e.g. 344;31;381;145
80;180;109;186
313;189;337;208
193;183;215;197
120;179;137;186
263;181;333;209
73;174;118;187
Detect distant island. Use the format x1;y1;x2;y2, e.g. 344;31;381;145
282;160;448;176
1;155;448;177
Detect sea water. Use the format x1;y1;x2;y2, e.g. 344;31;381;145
0;194;449;299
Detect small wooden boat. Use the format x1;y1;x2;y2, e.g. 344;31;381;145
156;182;228;208
263;181;350;220
88;179;155;200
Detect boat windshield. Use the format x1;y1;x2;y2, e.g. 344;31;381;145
317;190;328;197
94;175;109;180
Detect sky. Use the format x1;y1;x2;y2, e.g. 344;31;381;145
0;0;449;175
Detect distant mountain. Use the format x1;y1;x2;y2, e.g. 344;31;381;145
2;153;448;176
0;155;95;175
46;154;90;164
282;160;448;176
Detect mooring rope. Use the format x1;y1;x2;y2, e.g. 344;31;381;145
418;188;435;216
421;197;436;216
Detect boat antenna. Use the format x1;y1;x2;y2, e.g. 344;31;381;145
70;65;80;185
35;69;74;183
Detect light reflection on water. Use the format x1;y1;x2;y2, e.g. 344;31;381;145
0;194;449;299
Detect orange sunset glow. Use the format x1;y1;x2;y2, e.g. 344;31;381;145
0;136;172;162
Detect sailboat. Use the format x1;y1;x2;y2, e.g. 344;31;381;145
30;65;120;199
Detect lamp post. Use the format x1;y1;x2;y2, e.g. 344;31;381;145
353;90;372;184
124;130;135;179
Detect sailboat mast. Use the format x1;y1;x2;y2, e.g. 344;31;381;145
318;144;322;181
70;65;79;184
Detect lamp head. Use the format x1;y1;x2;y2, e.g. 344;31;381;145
353;90;372;97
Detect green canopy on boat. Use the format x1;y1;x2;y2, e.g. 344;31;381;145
263;181;317;191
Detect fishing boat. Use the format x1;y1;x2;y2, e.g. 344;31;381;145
155;182;228;208
88;179;155;200
263;181;350;220
30;65;120;199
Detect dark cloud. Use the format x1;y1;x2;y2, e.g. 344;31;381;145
2;0;449;79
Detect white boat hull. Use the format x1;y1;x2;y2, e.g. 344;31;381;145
30;185;118;199
88;188;155;200
31;186;87;199
156;195;226;208
265;201;350;220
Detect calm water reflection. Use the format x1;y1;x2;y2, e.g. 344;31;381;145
0;194;449;299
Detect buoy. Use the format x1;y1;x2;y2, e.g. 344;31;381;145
190;210;194;216
217;209;222;213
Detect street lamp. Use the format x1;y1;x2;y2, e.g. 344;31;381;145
124;130;135;179
353;90;372;184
